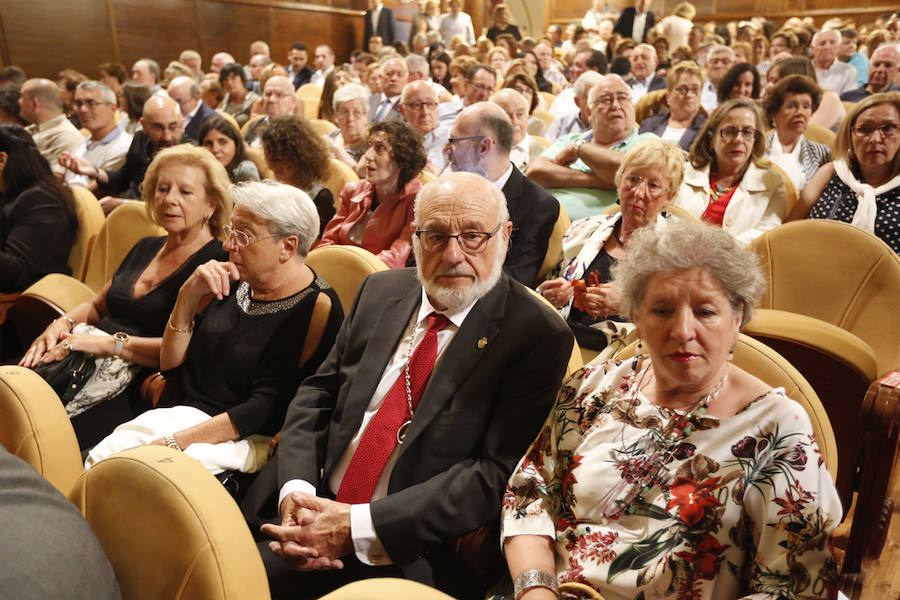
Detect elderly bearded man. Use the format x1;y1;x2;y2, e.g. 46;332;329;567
251;172;573;599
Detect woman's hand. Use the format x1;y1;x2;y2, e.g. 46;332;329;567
181;260;241;303
35;333;111;364
582;284;620;319
540;278;574;309
19;319;74;368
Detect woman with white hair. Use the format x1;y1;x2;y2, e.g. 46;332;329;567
85;181;343;474
325;82;371;170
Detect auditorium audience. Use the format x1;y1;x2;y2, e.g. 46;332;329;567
318;119;425;268
538;139;683;351
788;92;900;253
700;45;734;113
486;3;521;44
0;123;76;292
624;43;666;102
491;88;545;172
674;98;788;243
260;115;334;237
21;144;230;449
765;56;846;130
811;29;858;96
199;116;260;183
501;69;548;136
131;58;164;96
638;60;706;151
166;75;217;141
763;75;831;191
84;181;342;474
504;219;840;600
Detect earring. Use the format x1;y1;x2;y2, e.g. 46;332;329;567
631;339;643;373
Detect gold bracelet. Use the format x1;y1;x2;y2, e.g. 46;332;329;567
167;315;194;334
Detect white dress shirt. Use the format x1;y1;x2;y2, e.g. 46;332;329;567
700;80;719;114
629;75;654;103
815;59;858;97
311;65;335;87
279;290;478;565
632;11;648;43
65;126;133;186
439;11;475;46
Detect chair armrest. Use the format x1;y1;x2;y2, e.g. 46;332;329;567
140;372;167;409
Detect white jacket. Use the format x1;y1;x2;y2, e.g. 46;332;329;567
674;161;787;244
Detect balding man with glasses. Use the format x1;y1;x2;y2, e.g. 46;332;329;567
528;75;657;220
398;81;448;173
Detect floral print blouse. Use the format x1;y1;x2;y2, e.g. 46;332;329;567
501;360;841;600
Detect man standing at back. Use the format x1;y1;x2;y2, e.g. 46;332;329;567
439;0;475;46
364;0;397;49
256;172;573;599
19;78;83;175
613;0;655;43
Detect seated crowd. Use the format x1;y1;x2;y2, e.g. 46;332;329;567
1;3;899;599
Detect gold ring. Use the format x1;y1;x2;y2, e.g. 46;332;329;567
62;341;74;352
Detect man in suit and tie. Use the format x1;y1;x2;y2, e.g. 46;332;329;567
625;44;666;103
364;0;397;49
166;76;217;141
258;172;573;599
613;0;655;43
446;102;559;286
368;58;408;122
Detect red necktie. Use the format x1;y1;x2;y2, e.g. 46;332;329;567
336;312;451;504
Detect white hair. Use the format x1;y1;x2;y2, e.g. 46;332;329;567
333;83;370;110
76;80;116;104
574;71;604;100
231;181;319;258
405;54;429;74
708;45;734;58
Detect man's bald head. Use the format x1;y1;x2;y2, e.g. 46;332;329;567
262;75;298;117
141;96;185;150
166;76;200;116
19;78;64;124
445;102;512;178
490;88;529;145
868;43;900;94
399;80;439;134
131;59;160;87
210;52;236;74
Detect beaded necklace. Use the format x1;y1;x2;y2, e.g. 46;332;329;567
598;362;728;520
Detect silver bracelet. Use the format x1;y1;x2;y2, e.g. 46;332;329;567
513;569;559;600
164;434;181;451
58;315;76;330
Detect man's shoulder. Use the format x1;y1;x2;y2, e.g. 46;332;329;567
492;276;571;337
839;87;868;102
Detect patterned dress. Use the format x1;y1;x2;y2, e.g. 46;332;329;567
502;360;841;600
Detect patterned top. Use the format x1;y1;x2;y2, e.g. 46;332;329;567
502;360;841;600
809;172;900;253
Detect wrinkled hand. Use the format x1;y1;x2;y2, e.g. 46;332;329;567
554;143;579;167
181;260;240;302
541;278;574;309
582;284;620;319
261;493;352;571
99;197;125;216
36;333;110;364
58;152;98;177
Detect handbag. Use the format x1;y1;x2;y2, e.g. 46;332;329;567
33;350;96;404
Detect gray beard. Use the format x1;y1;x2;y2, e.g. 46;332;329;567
413;239;505;311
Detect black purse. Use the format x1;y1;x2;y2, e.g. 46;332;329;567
33;351;96;404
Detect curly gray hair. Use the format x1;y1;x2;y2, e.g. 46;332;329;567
611;219;765;326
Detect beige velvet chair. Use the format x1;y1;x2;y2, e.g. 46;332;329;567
309;118;338;135
68;185;106;281
534;206;571;286
0;365;83;495
323;158;360;209
68;445;270;600
320;578;455;600
305;245;389;314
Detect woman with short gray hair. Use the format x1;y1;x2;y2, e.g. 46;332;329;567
85;180;344;474
503;219;840;600
326;83;371;169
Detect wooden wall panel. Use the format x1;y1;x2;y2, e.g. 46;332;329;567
1;0;115;79
269;8;363;63
196;1;270;66
112;0;200;71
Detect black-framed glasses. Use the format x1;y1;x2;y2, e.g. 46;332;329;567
415;223;502;255
223;225;279;248
852;123;899;138
402;100;438;111
445;134;485;146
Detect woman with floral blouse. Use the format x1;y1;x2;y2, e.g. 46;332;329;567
502;220;840;600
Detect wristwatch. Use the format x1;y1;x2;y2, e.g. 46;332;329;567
573;138;586;159
113;331;129;356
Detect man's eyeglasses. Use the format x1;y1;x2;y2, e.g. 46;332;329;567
263;90;290;99
415;224;502;255
469;81;494;94
402;100;438;111
223;225;279;248
73;99;110;110
591;93;632;109
852;123;899;138
445;135;485;146
717;126;758;142
336;108;366;119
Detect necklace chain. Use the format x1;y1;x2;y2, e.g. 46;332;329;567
398;322;421;444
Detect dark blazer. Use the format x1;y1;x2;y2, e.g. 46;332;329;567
368;93;405;122
276;268;573;595
613;7;655;42
502;165;559;286
639;111;707;152
364;6;397;46
99;132;195;199
625;74;667;94
286;65;314;90
183;101;217;141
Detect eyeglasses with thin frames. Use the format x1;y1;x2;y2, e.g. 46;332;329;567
852;123;899;139
415;223;502;255
717;126;758;142
223;225;280;248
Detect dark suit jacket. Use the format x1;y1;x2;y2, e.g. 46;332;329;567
364;6;397;46
625;74;667;94
639;111;707;152
183;101;217;141
98;132;194;199
502;165;559;286
276;268;573;593
613;7;655;42
368;94;405;122
286;65;314;90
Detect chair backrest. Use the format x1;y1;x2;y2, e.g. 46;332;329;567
532;135;552;149
309;118;337;135
634;89;668;124
215;110;241;132
614;334;839;481
535;206;571;285
240;114;265;137
805;123;836;149
749;219;900;375
68;446;270;600
245;146;273;179
319;578;456;600
0;366;83;496
82;201;166;293
67;185;106;280
297;83;323;101
305;245;389;314
531;109;555;129
538;91;556;109
323;158;360;208
768;161;799;214
527;287;584;378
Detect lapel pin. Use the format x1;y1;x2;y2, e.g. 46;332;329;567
477;337;488;349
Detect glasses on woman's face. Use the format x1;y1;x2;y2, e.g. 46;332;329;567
336;107;366;120
223;225;278;248
717;126;758;142
672;84;701;96
621;174;667;198
852;123;900;139
414;224;502;255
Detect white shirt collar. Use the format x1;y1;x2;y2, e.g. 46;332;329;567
492;163;515;190
418;287;476;329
